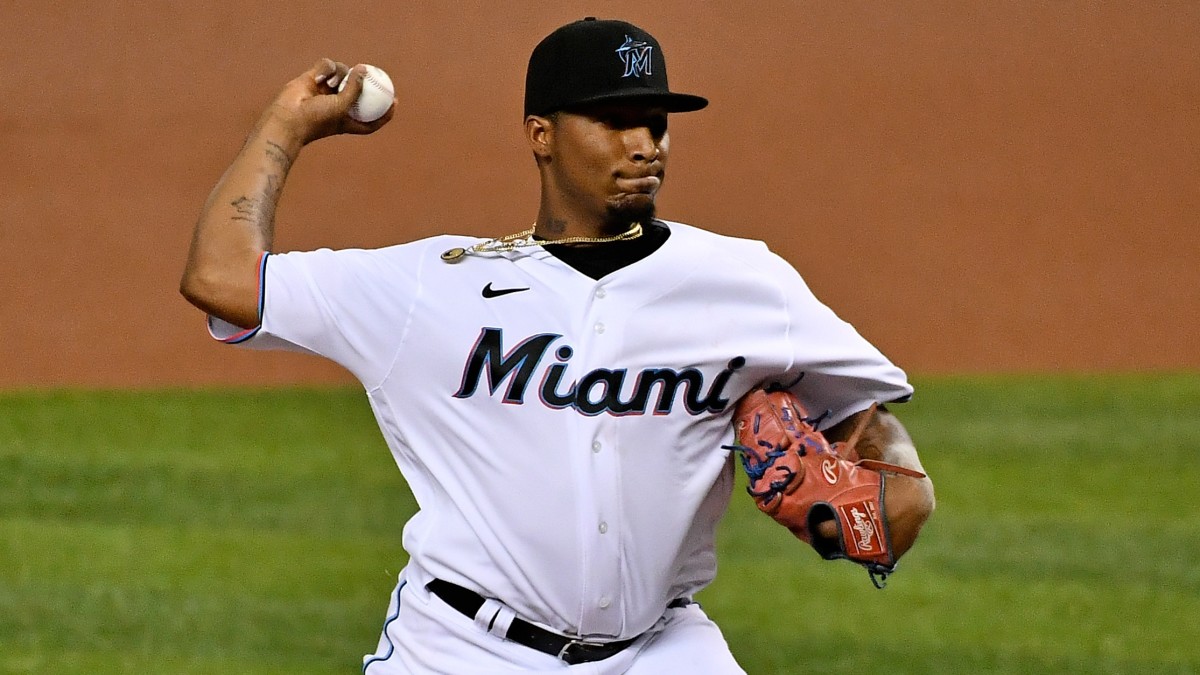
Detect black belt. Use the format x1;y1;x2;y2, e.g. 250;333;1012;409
426;579;689;665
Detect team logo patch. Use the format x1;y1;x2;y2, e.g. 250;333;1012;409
839;500;881;555
616;35;653;77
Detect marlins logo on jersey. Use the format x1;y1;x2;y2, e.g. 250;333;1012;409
615;35;653;77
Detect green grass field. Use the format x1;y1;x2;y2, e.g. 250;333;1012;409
1;374;1197;674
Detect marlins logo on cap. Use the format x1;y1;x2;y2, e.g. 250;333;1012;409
524;17;708;117
616;35;654;78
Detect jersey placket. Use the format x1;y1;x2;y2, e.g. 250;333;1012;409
571;278;626;638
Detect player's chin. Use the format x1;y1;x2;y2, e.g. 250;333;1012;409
606;193;657;225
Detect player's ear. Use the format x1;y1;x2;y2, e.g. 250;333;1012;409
525;114;553;160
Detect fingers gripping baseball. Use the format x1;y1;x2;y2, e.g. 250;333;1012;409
312;58;351;90
268;59;394;145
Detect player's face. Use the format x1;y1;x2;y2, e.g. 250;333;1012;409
548;102;670;228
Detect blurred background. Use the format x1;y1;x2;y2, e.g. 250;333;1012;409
2;1;1197;388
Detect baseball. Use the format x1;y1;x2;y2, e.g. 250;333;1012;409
339;64;394;123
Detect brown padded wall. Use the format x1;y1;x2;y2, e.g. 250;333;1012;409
2;2;1196;387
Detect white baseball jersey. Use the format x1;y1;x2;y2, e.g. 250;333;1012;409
209;219;912;642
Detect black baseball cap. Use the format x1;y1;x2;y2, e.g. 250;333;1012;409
524;17;709;117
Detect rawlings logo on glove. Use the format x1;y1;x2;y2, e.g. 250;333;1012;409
724;387;926;588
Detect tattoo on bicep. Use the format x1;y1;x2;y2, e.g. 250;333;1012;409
544;218;568;235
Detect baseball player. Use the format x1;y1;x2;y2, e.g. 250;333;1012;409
181;18;934;674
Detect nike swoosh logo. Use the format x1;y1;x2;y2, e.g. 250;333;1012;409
482;283;530;298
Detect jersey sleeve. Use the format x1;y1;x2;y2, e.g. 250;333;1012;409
206;243;425;388
765;252;913;428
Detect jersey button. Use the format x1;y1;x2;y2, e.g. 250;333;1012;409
598;521;608;534
595;288;607;299
592;441;602;453
594;322;606;334
598;596;611;609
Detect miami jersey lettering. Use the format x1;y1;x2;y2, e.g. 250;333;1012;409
453;327;745;415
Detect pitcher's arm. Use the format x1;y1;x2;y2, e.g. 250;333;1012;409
180;60;393;328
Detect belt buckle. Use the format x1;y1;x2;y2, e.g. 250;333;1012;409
557;638;612;665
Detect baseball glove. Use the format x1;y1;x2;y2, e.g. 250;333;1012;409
724;386;927;587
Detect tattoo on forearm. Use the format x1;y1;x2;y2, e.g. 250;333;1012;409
229;172;282;237
230;196;260;222
264;140;292;171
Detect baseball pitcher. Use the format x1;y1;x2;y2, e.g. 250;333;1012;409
181;17;935;674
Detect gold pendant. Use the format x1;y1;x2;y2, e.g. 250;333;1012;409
440;247;467;262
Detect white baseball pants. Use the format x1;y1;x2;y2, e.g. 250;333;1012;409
362;573;747;674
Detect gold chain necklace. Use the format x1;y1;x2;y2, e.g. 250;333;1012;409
440;222;644;263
